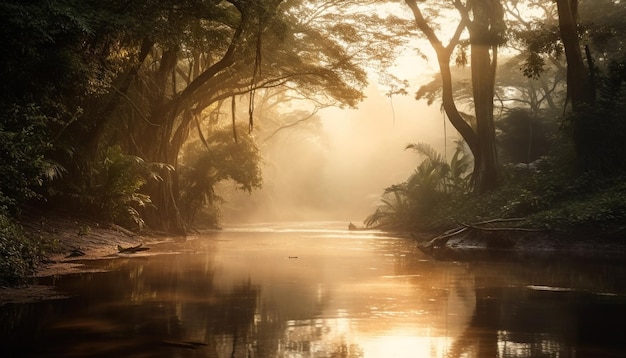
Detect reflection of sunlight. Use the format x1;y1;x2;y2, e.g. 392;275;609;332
285;310;355;356
285;307;458;358
361;333;450;358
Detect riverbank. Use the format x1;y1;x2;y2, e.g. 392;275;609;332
410;228;626;263
22;213;181;275
1;214;178;305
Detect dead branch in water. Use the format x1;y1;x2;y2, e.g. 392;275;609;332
419;218;544;251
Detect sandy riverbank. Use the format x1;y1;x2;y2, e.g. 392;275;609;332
1;214;179;305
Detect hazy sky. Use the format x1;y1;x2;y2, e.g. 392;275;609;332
219;43;469;225
220;74;464;225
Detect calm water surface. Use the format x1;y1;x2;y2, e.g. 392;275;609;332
2;222;626;357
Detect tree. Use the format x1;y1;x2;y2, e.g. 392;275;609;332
55;0;389;233
365;141;471;230
405;0;505;192
178;124;262;226
555;0;595;111
0;0;114;215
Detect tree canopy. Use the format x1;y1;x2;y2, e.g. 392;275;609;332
0;0;403;234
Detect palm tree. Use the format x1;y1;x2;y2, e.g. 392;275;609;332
365;142;471;230
364;184;412;229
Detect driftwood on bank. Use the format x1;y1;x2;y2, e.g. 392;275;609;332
162;340;208;349
117;243;150;253
419;218;545;251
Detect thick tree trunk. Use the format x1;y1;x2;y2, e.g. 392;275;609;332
468;0;502;192
555;0;595;110
470;43;500;192
555;0;600;173
406;0;501;192
405;0;479;168
143;165;187;235
133;105;187;235
438;52;480;161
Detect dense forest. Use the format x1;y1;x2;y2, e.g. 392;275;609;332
364;0;626;238
1;0;625;284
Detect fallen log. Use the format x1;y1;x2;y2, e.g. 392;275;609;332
162;340;207;349
117;243;150;253
66;247;86;258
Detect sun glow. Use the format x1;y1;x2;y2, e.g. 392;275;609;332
361;333;451;358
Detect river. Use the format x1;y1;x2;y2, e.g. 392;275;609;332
1;222;625;357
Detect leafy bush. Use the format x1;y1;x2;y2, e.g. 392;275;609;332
567;60;626;175
0;104;60;215
0;214;38;286
366;129;626;239
178;126;262;226
365;142;471;230
527;176;626;236
62;145;157;230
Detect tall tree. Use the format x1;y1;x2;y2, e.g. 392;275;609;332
466;0;506;191
405;0;505;192
555;0;595;110
65;0;383;233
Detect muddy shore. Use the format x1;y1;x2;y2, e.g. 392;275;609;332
1;214;179;305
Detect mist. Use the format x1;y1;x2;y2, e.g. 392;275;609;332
220;81;455;225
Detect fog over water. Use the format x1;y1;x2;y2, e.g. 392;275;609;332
221;77;457;225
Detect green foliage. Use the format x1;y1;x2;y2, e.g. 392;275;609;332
566;59;626;175
0;0;113;105
62;145;156;230
529;178;626;236
0;104;61;214
364;184;414;230
418;141;626;237
0;214;38;286
178;125;262;225
365;142;471;230
497;109;556;164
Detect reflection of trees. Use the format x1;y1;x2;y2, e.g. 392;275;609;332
326;341;364;358
5;239;626;357
446;287;500;358
444;263;626;358
0;254;266;357
280;319;365;358
1;253;368;357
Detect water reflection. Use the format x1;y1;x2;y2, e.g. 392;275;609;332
1;225;626;357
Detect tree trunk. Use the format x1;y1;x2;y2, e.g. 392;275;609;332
468;0;503;192
555;0;595;110
438;51;480;162
132;103;188;234
555;0;601;172
405;0;479;176
406;0;501;192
